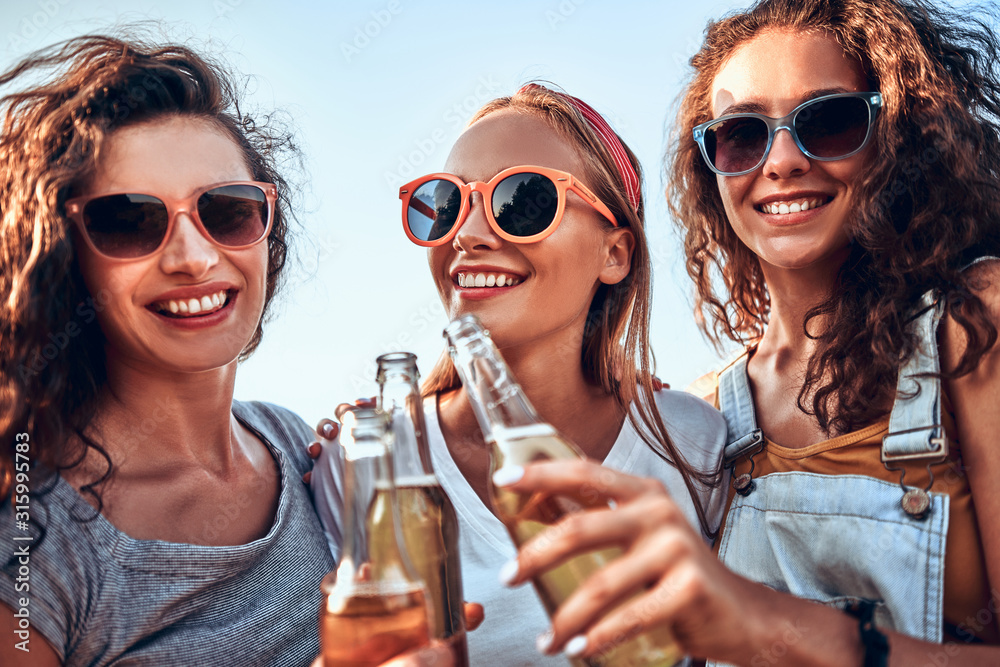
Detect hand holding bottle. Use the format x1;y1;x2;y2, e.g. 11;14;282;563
492;459;774;665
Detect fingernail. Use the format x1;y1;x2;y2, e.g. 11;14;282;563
308;442;321;457
536;629;554;655
564;635;588;657
321;423;334;438
302;472;312;484
492;465;524;487
498;559;519;586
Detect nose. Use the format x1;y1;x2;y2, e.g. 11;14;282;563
453;191;503;252
762;126;811;179
158;212;220;277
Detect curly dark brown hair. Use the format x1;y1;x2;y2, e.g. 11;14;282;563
668;0;1000;434
0;33;298;502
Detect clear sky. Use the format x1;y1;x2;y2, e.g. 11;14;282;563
3;0;756;427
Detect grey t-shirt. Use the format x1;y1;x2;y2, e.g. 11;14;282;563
0;400;334;666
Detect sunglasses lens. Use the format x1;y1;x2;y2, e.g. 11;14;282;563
198;184;269;246
80;194;168;258
492;172;558;237
705;116;770;175
406;179;462;242
795;96;871;158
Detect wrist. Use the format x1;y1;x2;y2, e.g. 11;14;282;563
844;600;890;667
736;585;867;667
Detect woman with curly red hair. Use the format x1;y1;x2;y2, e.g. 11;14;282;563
496;1;1000;664
0;34;336;665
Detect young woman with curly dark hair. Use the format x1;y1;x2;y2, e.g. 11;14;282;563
490;1;1000;665
0;34;336;665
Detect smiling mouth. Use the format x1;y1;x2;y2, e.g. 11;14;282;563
150;290;233;318
456;271;523;288
756;196;833;215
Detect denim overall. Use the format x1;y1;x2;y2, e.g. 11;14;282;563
710;289;950;664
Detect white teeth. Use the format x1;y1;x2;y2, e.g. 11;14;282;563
763;198;824;215
455;272;521;288
157;290;228;317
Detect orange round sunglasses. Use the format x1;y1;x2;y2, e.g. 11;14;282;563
398;165;618;247
65;181;277;260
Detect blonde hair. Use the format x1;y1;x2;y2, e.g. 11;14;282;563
423;84;721;537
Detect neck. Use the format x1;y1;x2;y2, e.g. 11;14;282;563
441;316;624;461
757;251;846;357
84;352;241;474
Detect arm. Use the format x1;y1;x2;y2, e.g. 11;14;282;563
941;261;1000;640
498;460;1000;665
0;603;61;667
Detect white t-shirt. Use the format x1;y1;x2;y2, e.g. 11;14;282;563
311;389;728;666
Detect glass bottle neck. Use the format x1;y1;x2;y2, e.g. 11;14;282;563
444;316;545;441
338;439;393;579
377;354;435;480
336;410;411;586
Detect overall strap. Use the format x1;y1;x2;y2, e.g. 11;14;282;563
882;289;948;463
719;353;764;467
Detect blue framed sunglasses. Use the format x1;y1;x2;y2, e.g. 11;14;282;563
693;92;883;176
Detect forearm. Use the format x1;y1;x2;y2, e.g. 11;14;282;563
736;584;863;667
740;585;999;667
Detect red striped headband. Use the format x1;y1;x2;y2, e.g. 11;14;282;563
518;83;641;214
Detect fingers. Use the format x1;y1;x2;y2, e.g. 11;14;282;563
494;459;663;506
302;471;312;485
504;505;631;586
651;376;670;391
334;397;376;421
542;520;696;654
315;418;339;440
569;561;707;662
463;602;485;631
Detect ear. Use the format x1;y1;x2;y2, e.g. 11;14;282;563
598;227;635;285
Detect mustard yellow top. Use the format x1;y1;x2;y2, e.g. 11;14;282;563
693;370;996;643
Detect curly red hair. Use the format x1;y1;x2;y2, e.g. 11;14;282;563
0;33;298;501
668;0;1000;433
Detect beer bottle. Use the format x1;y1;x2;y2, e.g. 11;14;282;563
444;314;683;667
375;352;468;665
319;408;432;667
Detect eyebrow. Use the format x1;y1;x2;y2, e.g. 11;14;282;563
717;87;853;117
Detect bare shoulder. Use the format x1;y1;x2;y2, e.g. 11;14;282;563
940;257;1000;457
942;257;1000;363
964;256;1000;301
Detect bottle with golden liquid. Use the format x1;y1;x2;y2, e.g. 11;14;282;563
374;352;468;665
320;408;432;667
444;314;683;667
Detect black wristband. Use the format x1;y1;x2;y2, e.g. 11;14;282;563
844;600;889;667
